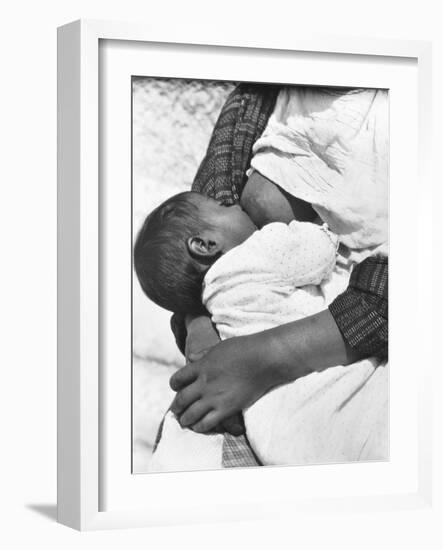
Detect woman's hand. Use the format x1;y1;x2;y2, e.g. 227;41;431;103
170;334;280;433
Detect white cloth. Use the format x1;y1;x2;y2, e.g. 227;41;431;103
203;222;388;465
250;87;389;251
148;411;224;472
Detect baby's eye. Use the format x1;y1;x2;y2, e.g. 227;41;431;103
219;200;233;207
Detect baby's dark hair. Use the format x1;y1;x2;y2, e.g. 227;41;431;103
134;191;213;315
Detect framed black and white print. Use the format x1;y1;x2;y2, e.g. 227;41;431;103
57;19;433;530
132;76;390;474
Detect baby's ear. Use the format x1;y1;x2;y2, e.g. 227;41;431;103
187;236;221;261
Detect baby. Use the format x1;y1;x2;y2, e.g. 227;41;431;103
134;190;338;319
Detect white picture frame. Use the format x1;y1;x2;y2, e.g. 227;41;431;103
57;19;433;531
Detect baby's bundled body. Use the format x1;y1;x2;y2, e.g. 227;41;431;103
203;220;340;339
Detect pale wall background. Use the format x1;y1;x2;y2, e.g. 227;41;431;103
132;77;235;471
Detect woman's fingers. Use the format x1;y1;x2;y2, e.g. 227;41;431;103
169;364;199;391
192;410;223;434
170;384;201;415
179;401;212;428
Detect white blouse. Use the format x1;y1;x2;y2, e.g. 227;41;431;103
250;87;389;250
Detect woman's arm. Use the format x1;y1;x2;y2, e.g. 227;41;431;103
169;309;354;433
169;256;388;433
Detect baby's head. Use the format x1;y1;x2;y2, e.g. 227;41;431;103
134;191;256;314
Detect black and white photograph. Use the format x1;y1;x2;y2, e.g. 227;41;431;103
132;77;389;473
